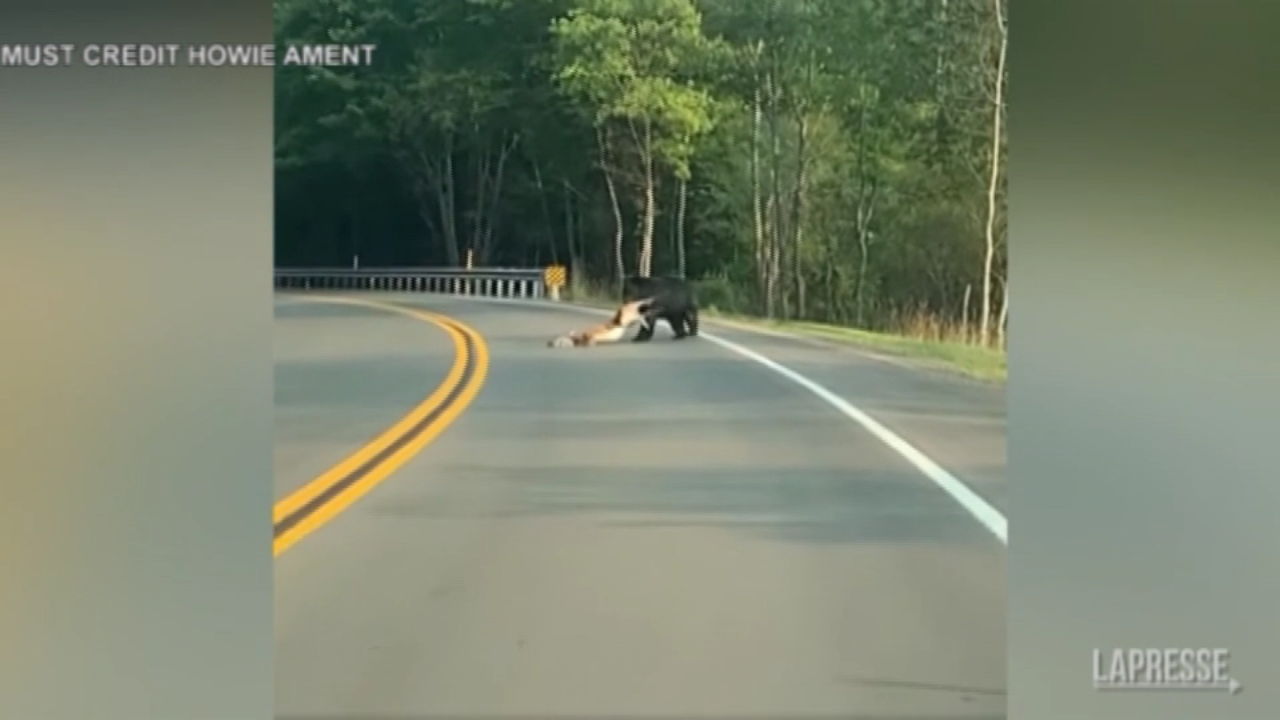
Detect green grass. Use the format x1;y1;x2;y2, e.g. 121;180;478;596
708;311;1006;382
565;285;1006;383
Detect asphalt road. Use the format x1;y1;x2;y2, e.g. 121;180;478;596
273;293;1007;719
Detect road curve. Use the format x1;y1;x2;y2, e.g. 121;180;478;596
273;297;461;503
273;293;1007;719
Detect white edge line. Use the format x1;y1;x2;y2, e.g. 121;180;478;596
363;293;1009;545
701;332;1007;544
704;315;921;371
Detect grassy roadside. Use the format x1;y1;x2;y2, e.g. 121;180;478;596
565;287;1006;383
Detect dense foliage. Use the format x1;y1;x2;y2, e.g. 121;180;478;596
275;0;1008;345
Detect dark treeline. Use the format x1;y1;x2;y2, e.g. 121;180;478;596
275;0;1007;345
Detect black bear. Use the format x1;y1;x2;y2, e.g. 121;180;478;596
621;275;699;342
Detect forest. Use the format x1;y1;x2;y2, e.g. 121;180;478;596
274;0;1008;350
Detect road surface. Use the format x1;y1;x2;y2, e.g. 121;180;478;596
273;292;1007;719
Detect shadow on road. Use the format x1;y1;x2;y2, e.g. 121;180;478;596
367;463;1003;547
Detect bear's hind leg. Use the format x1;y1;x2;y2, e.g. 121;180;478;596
667;311;689;339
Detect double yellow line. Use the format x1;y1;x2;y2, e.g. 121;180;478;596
273;296;489;557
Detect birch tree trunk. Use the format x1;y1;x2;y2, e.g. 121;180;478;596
980;0;1008;346
638;118;656;277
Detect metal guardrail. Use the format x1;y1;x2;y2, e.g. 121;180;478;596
274;267;549;299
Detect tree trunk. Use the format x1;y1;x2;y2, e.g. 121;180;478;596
790;112;809;319
855;219;870;327
995;274;1008;348
766;71;783;319
410;173;442;263
438;135;460;266
854;183;877;328
638;118;656;277
597;125;626;287
470;144;490;262
675;174;687;278
750;81;766;312
562;182;575;261
562;180;584;291
931;0;951;171
415;136;460;266
980;0;1008;346
479;134;516;264
852;97;877;328
532;155;557;263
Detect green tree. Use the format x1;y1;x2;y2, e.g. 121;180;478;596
551;0;718;279
273;0;1009;352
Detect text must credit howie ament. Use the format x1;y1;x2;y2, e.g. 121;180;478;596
1;43;377;67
